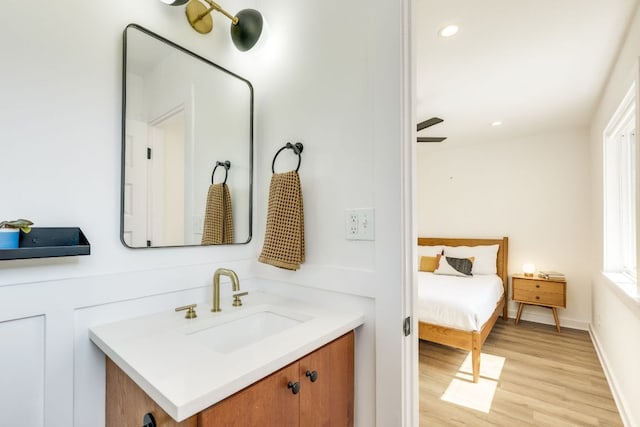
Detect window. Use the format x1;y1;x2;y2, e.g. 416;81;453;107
604;83;637;281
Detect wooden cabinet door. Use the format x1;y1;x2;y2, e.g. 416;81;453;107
299;331;354;427
198;361;300;427
106;358;197;427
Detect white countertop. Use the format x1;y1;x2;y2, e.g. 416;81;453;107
89;291;364;421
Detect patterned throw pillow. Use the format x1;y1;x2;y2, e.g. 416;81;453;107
434;255;474;277
444;245;498;275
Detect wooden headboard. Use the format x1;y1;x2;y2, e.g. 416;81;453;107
417;236;509;293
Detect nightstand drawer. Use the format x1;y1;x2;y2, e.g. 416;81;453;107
513;288;565;306
512;278;566;307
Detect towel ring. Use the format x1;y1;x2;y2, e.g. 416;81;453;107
212;160;231;184
272;142;304;174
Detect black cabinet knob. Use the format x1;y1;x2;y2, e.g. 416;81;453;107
287;381;300;395
305;370;318;382
143;413;156;427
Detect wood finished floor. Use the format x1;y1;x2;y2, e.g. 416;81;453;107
419;320;623;426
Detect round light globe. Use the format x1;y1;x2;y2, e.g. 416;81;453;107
160;0;190;5
231;9;264;51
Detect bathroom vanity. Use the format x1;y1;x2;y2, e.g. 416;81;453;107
89;292;363;426
107;332;353;426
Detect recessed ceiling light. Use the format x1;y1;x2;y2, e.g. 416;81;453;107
439;25;459;38
491;121;503;127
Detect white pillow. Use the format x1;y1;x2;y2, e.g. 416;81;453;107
417;245;444;257
443;244;499;275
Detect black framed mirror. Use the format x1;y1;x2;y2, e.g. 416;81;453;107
121;24;253;248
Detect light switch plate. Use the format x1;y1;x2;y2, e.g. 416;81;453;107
345;208;375;241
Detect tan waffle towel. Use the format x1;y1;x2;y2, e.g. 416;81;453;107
259;171;305;270
201;183;234;245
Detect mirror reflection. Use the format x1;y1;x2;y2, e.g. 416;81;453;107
121;24;252;248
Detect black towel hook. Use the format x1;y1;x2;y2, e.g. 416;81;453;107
211;160;231;184
272;142;304;174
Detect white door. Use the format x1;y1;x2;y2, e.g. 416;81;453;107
149;111;186;246
123;119;149;247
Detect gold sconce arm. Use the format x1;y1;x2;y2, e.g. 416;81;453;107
202;0;238;25
186;0;238;34
164;0;264;51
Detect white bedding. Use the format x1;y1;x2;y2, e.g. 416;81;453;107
417;272;504;331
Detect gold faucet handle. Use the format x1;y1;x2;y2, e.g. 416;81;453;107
175;304;198;319
232;292;249;307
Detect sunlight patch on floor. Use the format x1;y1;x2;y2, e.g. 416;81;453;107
440;352;505;413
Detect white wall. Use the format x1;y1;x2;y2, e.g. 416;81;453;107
250;1;410;424
416;128;593;328
0;1;410;427
589;3;640;426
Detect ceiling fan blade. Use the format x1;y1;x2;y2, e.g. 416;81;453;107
417;136;447;143
417;117;443;132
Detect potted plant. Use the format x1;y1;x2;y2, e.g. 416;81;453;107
0;219;33;249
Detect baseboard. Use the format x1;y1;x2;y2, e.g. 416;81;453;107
589;325;632;427
507;308;589;331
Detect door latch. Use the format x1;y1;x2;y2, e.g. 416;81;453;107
403;316;411;336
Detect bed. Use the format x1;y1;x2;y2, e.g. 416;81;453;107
417;237;509;383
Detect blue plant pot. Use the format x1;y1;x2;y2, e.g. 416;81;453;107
0;229;20;249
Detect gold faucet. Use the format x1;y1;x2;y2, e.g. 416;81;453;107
212;268;240;312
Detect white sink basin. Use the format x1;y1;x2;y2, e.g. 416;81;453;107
187;308;310;354
89;290;365;421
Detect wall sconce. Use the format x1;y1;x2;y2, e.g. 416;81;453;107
161;0;264;52
522;263;536;278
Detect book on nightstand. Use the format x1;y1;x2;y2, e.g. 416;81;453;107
537;270;565;280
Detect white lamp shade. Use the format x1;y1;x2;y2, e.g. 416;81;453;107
160;0;189;5
522;263;536;276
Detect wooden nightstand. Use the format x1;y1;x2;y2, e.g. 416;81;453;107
512;274;566;332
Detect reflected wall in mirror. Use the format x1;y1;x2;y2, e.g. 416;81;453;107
121;24;253;248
